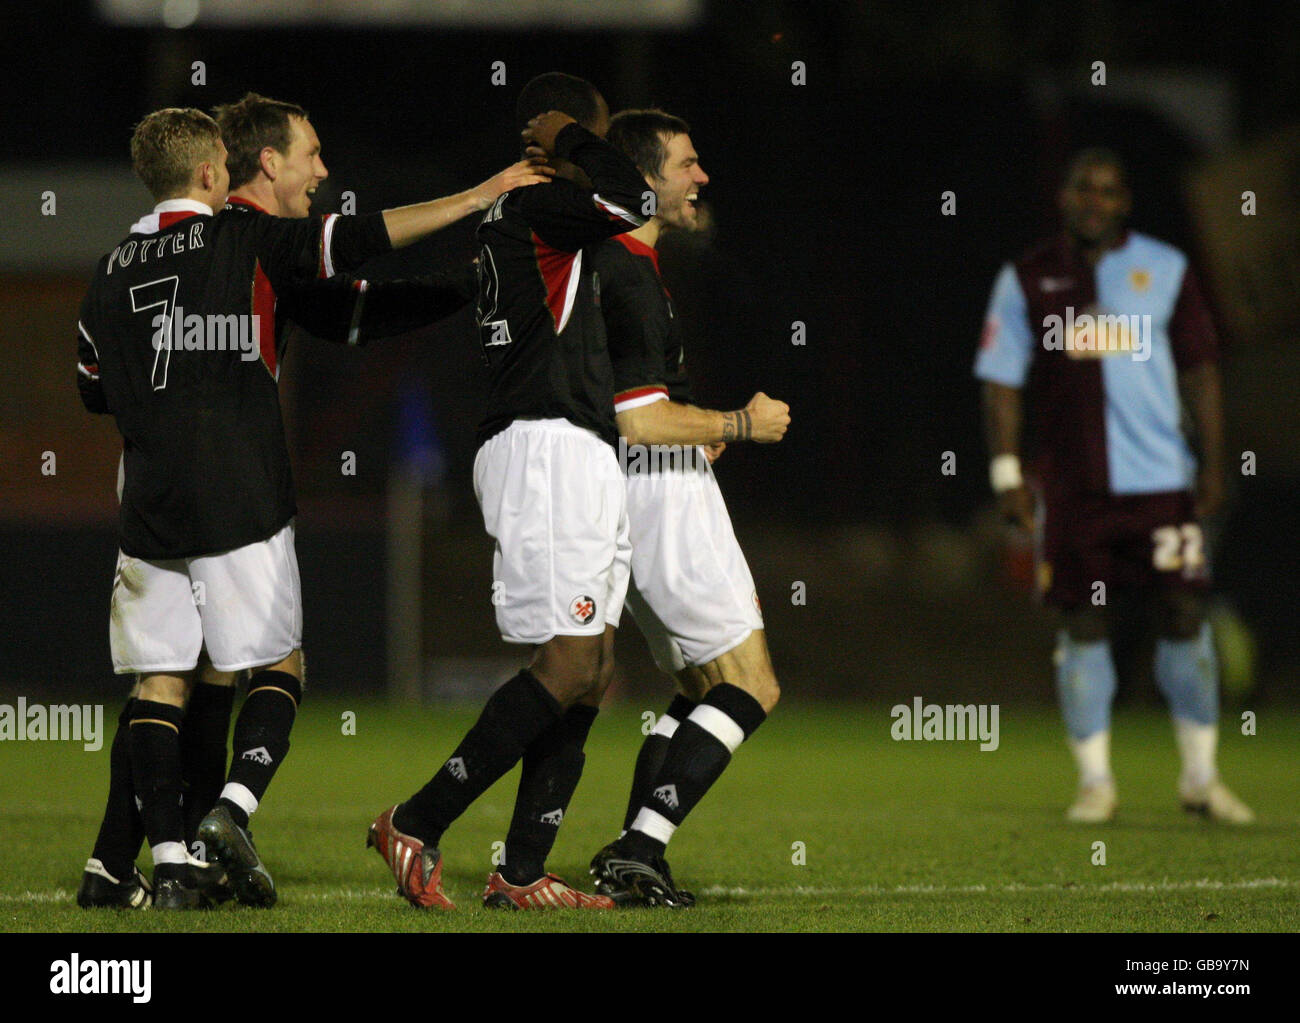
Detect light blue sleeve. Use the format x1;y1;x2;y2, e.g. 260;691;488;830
973;263;1035;388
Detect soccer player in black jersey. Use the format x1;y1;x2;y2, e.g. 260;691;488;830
77;95;539;909
583;110;790;906
368;73;651;910
76;107;548;909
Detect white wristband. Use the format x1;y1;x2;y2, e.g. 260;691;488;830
990;454;1023;494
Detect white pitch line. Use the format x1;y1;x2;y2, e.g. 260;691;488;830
2;878;1296;905
700;878;1299;898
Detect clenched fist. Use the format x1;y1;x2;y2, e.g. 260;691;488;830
745;392;790;443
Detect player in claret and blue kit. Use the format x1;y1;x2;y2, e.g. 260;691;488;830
975;148;1253;825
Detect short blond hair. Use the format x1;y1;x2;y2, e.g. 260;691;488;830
130;107;223;201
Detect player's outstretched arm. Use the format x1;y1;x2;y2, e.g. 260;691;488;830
381;158;553;248
982;380;1034;531
276;266;476;346
617;391;789;448
255;161;550;290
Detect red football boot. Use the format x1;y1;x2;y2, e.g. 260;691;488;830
366;805;455;910
482;871;617;910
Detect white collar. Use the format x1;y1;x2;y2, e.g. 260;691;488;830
129;198;215;235
153;198;214;217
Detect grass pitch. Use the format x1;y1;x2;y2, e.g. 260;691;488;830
0;699;1295;932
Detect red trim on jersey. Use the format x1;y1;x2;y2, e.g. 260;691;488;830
614;384;669;404
531;230;577;332
614;232;670;298
613;232;661;275
158;210;199;229
252;259;279;379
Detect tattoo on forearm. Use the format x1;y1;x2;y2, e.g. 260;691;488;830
723;410;752;442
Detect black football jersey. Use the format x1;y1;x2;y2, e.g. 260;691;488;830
224;197;475;357
77;199;393;559
593;233;693;416
474;122;649;448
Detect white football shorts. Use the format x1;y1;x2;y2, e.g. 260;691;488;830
109;520;302;674
474;418;630;644
621;445;764;672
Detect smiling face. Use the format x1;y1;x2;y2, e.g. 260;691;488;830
651;132;709;232
267;116;328;218
1059;160;1130;248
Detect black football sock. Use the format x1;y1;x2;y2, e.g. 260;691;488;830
181;680;235;846
128;699;187;867
396;669;562;848
622;694;698;833
90;698;147;880
219;670;300;829
621;684;766;862
502;703;599;885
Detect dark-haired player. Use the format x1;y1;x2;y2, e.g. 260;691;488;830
975;148;1252;825
564;110;788;906
77;106;548;909
368;72;650;910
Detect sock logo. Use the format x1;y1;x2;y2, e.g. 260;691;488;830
446;756;468;782
240;746;272;765
653;784;679;809
569;594;597;626
540;808;564;826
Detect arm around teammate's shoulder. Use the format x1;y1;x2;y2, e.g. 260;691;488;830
517;114;650;250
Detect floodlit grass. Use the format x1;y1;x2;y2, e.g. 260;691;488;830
1;700;1294;932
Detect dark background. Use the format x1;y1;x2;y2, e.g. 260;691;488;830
2;0;1297;703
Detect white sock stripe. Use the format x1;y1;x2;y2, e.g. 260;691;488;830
221;782;259;817
687;704;746;753
631;807;677;845
651;714;679;738
151;841;188;866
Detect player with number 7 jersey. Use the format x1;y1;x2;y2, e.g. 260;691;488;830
75;107;550;908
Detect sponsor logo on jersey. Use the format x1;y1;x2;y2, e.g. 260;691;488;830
1129;268;1152;292
653;784;679;809
446;756;468;782
540;809;564;826
569;594;597;626
240;745;272;765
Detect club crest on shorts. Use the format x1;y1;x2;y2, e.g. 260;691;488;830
569;594;597;626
